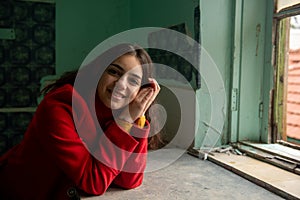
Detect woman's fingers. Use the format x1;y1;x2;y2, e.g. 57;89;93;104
135;87;153;104
140;89;155;115
141;79;160;114
149;78;160;91
123;78;160;121
124;88;152;121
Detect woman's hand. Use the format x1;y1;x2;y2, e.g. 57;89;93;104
118;78;160;123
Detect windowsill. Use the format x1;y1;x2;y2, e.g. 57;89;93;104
200;142;300;200
236;141;300;175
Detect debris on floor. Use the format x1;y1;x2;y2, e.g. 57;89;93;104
188;144;245;161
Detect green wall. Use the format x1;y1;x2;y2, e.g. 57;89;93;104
129;0;198;38
230;0;273;143
195;0;233;149
56;0;275;149
56;0;198;74
56;0;130;74
195;0;274;148
237;0;273;142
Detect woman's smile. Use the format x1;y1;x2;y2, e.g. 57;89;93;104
110;89;126;101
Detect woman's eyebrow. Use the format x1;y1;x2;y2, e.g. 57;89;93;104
130;73;142;80
110;63;142;80
110;63;124;71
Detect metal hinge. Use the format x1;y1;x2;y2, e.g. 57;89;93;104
231;88;238;111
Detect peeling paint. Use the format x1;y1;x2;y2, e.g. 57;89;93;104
202;121;222;136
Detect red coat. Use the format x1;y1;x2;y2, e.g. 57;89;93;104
0;84;149;199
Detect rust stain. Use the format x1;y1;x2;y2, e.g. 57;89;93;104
255;24;261;56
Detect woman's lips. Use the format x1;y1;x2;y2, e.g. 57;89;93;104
109;89;126;100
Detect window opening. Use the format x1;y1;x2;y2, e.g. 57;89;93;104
274;2;300;145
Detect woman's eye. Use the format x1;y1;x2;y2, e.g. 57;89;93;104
107;68;119;76
129;78;140;86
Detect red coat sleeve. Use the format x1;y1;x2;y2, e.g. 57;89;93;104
33;85;149;195
112;122;149;189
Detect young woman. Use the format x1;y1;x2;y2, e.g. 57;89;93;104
0;43;161;199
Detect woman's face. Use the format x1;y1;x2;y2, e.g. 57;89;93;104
97;54;143;109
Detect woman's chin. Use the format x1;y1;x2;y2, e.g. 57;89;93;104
110;101;125;110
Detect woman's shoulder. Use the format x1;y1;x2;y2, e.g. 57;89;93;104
41;84;78;106
48;83;73;95
35;84;86;120
40;84;89;112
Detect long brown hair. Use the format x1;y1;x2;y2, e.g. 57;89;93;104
41;43;164;150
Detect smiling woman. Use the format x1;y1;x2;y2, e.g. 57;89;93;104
0;43;162;199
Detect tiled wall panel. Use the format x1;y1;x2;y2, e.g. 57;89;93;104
0;0;55;155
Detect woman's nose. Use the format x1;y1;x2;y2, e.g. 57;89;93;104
115;76;127;90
